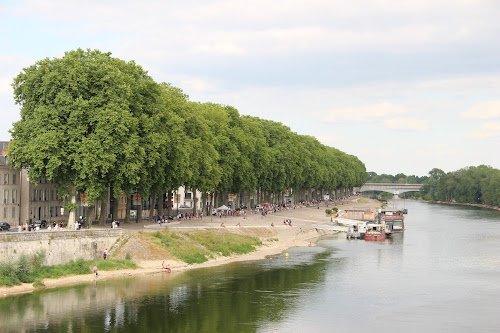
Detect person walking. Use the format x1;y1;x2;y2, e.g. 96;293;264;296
103;249;108;260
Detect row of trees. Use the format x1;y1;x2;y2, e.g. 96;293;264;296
8;49;366;226
420;166;500;206
365;172;427;185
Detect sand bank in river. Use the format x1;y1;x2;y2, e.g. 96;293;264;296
0;197;382;298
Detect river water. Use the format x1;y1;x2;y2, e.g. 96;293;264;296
1;201;499;332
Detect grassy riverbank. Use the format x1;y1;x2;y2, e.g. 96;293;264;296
0;230;263;287
0;250;136;287
145;230;263;264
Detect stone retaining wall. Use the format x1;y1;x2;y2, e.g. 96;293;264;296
0;229;122;266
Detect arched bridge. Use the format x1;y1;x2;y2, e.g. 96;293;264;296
358;183;423;198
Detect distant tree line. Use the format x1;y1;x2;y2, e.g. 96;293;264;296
419;166;500;206
366;172;427;185
367;166;500;207
7;49;366;226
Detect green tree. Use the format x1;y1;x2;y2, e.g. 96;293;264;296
8;49;153;227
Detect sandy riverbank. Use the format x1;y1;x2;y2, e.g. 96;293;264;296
0;196;382;298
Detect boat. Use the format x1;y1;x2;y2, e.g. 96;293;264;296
384;221;393;237
380;209;405;232
364;223;386;240
346;222;367;239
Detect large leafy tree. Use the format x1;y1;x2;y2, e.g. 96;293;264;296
8;49;152;227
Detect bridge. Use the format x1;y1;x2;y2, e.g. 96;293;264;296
357;183;423;198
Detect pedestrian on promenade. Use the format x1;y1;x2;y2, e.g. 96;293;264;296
93;266;98;276
103;249;108;260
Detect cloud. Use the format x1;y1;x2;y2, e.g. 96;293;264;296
323;102;408;122
462;101;500;119
384;117;430;131
418;143;458;156
418;143;457;156
465;122;500;139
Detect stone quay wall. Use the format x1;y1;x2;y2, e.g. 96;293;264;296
0;229;122;266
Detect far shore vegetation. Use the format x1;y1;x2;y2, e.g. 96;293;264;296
367;166;500;207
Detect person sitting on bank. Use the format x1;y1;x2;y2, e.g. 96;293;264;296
162;261;171;272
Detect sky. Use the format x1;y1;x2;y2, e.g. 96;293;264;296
1;0;499;176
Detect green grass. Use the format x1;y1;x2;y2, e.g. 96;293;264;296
147;230;262;264
185;231;262;256
149;231;210;264
0;250;137;287
32;280;44;287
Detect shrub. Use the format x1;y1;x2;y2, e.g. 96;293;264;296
33;280;45;287
16;254;34;283
0;261;20;286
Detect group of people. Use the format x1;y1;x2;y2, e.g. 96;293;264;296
17;222;65;232
283;219;293;227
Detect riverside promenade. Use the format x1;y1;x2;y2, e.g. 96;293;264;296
1;196;382;298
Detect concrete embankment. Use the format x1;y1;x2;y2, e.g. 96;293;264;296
0;229;122;266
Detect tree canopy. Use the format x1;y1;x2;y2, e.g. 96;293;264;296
8;48;367;223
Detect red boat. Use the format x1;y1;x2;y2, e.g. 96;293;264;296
364;223;386;240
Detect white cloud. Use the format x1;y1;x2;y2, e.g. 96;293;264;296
323;102;408;122
465;122;500;139
462;101;500;119
384;117;429;131
418;143;457;156
417;75;500;97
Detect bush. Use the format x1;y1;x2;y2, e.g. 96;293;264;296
33;280;45;287
16;254;34;283
0;261;20;286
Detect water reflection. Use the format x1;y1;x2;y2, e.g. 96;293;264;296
0;247;333;332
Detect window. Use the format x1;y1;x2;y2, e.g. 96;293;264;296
12;174;17;185
185;193;192;199
3;190;8;204
3;207;6;219
12;189;17;204
12;207;15;219
3;174;8;185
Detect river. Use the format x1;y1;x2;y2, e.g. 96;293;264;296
1;201;499;332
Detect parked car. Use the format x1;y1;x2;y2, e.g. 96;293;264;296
0;222;10;231
33;219;47;228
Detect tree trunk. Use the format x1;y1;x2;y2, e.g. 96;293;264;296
125;194;131;223
98;201;105;225
193;190;198;216
67;186;77;229
201;192;206;219
167;190;173;218
149;192;155;221
112;194;119;222
138;199;143;224
158;193;164;217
